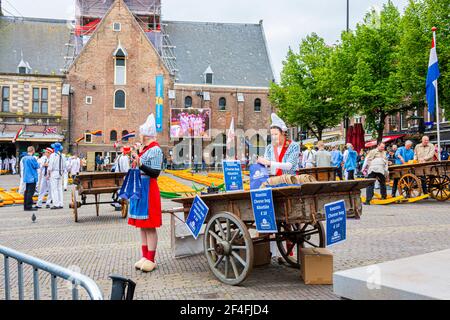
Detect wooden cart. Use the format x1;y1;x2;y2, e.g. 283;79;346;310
70;172;128;222
389;161;450;201
166;179;374;285
297;166;337;181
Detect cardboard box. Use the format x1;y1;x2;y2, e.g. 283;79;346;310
300;248;333;285
240;240;271;267
253;241;271;267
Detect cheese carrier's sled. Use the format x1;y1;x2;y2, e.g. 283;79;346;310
164;179;374;285
69;172;128;222
389;161;450;201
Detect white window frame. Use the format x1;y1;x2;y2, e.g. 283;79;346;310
114;57;126;85
85;96;93;105
237;93;244;102
113;22;121;32
113;89;126;110
400;112;409;130
254;98;262;112
85;133;93;144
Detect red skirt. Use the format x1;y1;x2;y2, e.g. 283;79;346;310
128;177;162;229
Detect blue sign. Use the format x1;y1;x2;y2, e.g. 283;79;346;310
249;164;269;190
185;196;209;240
222;160;244;192
155;75;164;133
325;200;347;246
250;189;277;233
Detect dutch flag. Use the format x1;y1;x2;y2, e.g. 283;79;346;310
426;35;440;115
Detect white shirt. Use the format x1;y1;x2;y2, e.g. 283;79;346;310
38;155;50;177
115;155;130;173
302;149;316;168
70;158;81;175
48;152;66;176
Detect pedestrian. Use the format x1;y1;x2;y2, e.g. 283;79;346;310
70;153;81;180
331;145;343;180
414;135;435;194
63;153;70;191
114;146;131;173
10;155;17;174
22;146;39;212
441;147;449;161
391;140;414;197
95;154;101;171
363;142;389;204
48;143;66;209
36;148;53;209
302;145;316;168
314;141;331;167
129;114;163;273
18;152;28;195
343;143;357;180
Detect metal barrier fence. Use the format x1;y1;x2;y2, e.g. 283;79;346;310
0;245;104;300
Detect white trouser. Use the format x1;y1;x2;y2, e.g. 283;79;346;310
63;172;68;190
19;178;26;195
12;166;16;174
37;176;52;206
304;162;314;169
50;172;64;207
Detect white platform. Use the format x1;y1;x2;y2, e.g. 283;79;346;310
333;249;450;300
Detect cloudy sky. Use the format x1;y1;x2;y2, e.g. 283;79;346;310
2;0;408;79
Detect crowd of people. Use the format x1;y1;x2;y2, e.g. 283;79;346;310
296;135;448;205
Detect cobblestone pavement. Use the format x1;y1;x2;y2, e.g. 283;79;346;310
0;173;449;300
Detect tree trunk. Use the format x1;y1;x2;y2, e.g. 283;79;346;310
376;114;386;144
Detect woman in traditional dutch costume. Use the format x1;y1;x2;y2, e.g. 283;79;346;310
257;113;300;262
257;113;300;176
129;114;163;273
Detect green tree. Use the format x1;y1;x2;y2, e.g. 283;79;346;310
340;2;406;142
269;33;342;140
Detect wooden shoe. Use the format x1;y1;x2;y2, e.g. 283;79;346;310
134;258;147;270
140;260;156;272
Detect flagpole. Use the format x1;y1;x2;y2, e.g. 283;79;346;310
433;27;441;161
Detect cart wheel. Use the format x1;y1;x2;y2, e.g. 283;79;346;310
121;200;128;218
72;189;78;223
276;221;325;269
398;174;422;199
428;175;450;201
204;211;254;286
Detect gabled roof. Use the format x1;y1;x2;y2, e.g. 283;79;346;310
164;20;275;87
0;16;70;75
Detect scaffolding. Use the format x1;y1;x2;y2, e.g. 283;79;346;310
62;0;177;76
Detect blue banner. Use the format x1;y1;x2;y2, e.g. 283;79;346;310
325;200;347;246
250;188;277;233
155;75;164;132
222;160;244;192
185;196;209;240
249;164;269;190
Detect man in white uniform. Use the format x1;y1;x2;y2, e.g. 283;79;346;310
10;155;17;174
63;154;70;191
48;143;65;209
69;153;81;179
36;148;53;208
3;156;10;173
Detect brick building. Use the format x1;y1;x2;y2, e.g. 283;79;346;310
65;0;275;167
0;15;70;157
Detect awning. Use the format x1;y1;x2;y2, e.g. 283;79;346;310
0;132;64;143
365;134;406;148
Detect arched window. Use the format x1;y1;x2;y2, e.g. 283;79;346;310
185;96;192;108
114;90;126;109
219;97;226;111
254;98;261;112
110;130;117;141
122;130;129;141
114;44;127;85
